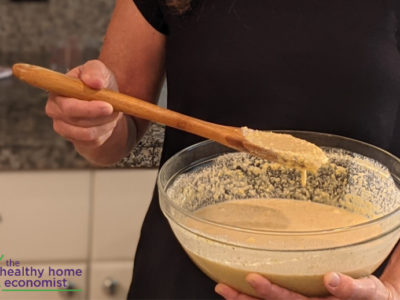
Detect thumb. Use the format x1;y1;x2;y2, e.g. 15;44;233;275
79;60;119;91
324;272;390;300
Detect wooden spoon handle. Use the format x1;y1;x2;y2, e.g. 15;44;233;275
12;63;243;150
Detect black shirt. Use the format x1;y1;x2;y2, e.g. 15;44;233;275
129;1;400;298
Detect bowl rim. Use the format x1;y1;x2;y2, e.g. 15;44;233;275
158;130;400;237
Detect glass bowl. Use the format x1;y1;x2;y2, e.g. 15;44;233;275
158;131;400;297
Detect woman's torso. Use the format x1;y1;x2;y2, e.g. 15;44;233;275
130;1;400;298
162;0;400;161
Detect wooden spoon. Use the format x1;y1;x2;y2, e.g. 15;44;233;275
12;63;327;171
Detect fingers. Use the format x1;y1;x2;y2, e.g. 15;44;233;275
46;97;115;125
52;113;122;148
216;272;394;300
215;274;313;300
46;94;122;147
65;65;82;78
215;283;259;300
45;59;121;149
324;272;391;300
64;59;118;90
79;60;119;91
245;274;309;300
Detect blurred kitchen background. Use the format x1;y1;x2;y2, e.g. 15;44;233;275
0;0;166;299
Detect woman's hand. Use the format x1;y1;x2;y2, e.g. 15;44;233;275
216;233;400;300
45;59;133;165
46;59;120;149
215;272;399;300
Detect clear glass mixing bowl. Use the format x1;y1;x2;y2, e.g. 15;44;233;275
158;131;400;297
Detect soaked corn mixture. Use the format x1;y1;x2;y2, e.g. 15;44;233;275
167;149;400;218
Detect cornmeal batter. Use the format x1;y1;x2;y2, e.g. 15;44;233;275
241;128;328;180
184;199;381;296
194;199;367;230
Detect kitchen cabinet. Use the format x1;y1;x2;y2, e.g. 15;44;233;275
0;169;158;299
91;169;157;261
0;171;90;261
90;169;157;299
89;261;133;300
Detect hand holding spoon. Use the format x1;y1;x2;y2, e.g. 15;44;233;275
12;63;327;172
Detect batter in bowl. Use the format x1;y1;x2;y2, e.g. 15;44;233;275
184;198;383;296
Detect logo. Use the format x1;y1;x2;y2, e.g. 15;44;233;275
0;255;83;293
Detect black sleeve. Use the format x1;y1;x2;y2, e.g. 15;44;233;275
133;0;168;34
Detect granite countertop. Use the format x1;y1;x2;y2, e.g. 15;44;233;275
0;69;164;170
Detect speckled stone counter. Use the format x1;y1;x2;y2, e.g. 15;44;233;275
0;68;164;170
0;0;165;170
0;0;113;54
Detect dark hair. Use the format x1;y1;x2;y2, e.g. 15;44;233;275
166;0;191;14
